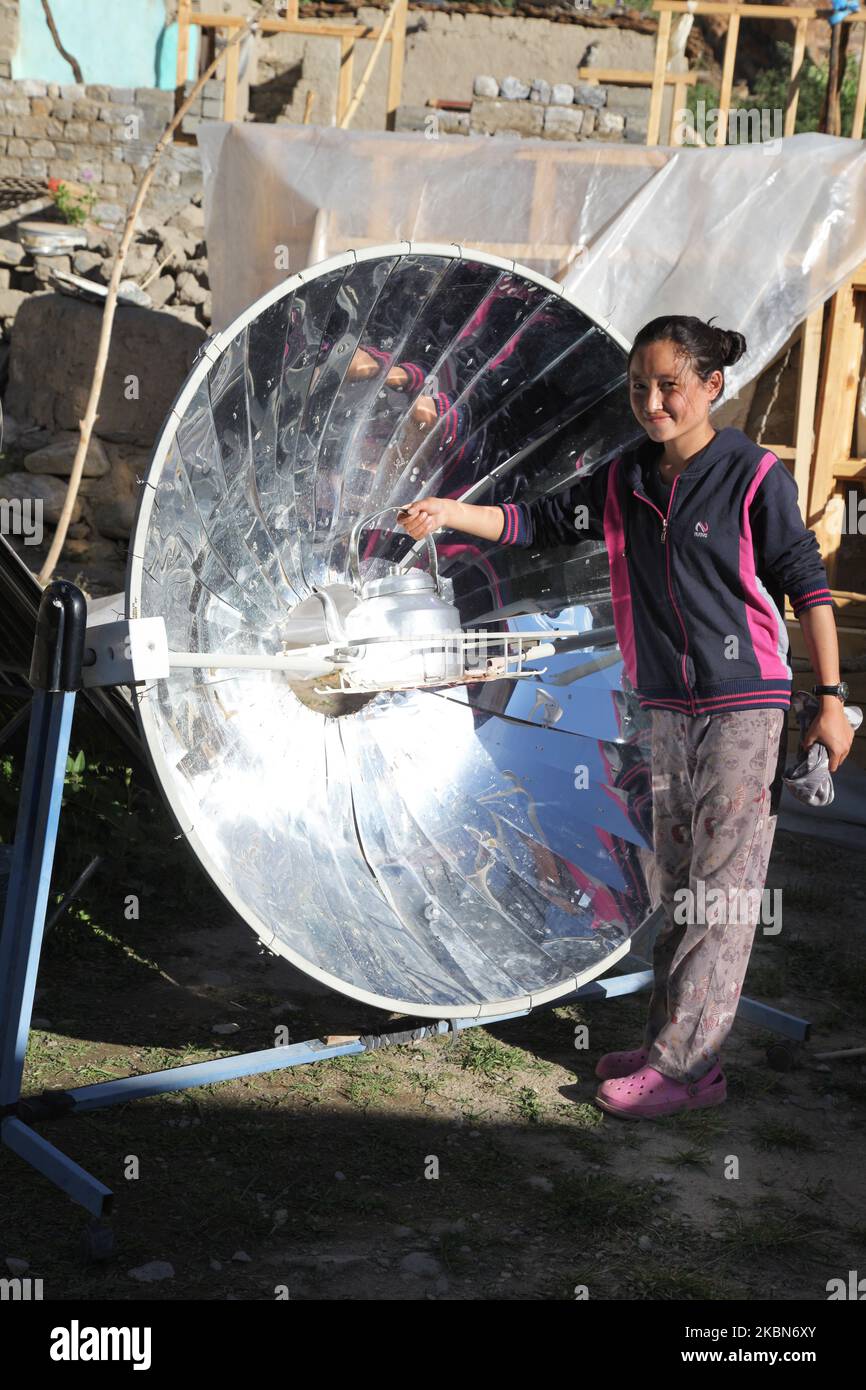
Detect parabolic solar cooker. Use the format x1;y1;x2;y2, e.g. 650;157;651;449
126;244;657;1019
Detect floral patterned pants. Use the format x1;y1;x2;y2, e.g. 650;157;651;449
643;707;786;1084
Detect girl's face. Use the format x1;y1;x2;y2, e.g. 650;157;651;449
628;339;722;443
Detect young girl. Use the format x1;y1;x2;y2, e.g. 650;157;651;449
399;315;854;1120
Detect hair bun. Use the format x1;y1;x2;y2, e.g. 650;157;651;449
717;328;747;367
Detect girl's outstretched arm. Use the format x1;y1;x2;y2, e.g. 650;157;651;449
398;497;505;543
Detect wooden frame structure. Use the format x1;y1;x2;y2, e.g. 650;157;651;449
575;66;699;146
810;261;866;612
649;2;866;146
175;0;408;128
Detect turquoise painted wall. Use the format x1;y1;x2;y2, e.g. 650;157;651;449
13;0;198;89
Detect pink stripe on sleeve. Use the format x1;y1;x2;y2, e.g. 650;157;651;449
740;452;792;679
601;458;637;687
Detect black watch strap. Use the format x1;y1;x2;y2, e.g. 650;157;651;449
812;683;847;702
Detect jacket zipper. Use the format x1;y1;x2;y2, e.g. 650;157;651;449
631;477;696;714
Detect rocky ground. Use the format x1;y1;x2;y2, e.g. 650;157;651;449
0;726;863;1301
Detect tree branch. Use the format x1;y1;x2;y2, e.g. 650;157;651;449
40;0;84;84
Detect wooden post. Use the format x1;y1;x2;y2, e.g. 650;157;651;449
715;6;741;145
176;0;191;93
669;78;687;144
852;23;866;137
810;274;864;578
385;0;408;132
339;0;399;130
792;303;824;517
337;33;355;126
647;9;672;145
785;18;808;136
223;29;239;121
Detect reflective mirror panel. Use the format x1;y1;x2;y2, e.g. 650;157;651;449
128;248;655;1016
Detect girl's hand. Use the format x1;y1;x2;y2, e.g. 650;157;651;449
346;347;381;382
410;395;437;428
803;701;855;773
385;365;409;388
398;497;453;540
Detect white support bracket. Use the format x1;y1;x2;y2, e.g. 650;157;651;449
82;617;169;689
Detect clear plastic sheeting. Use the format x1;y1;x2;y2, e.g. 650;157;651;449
198;125;866;397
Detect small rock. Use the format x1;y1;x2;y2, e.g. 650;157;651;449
0;471;82;525
123;242;157;279
574;82;607;109
212;1022;240;1035
72;250;105;278
128;1261;174;1282
0;238;26;267
232;1250;251;1263
175;270;209;306
530;79;551;105
400;1251;442;1278
117;278;152;308
148;274;176;309
34;255;72;286
652;1172;673;1184
392;1225;414;1238
596;110;625;135
168;203;205;235
5;1257;29;1275
499;76;530;101
334;1171;346;1181
209;1258;222;1271
638;1234;651;1251
24;433;110;479
551;83;575;106
525;1174;553;1193
473;75;499;99
0;288;28;320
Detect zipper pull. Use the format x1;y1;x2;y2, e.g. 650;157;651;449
661;518;668;544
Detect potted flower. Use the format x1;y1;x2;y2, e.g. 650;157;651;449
17;172;97;257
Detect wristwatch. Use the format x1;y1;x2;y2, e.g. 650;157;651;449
812;682;849;703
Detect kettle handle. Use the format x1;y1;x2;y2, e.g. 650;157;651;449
348;505;441;597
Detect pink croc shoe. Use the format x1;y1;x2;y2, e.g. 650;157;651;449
595;1046;649;1080
594;1063;727;1119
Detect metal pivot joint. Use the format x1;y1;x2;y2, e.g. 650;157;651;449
29;581;87;693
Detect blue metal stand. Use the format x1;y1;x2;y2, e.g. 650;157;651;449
0;582;811;1232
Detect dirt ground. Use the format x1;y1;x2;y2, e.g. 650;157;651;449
1;741;865;1302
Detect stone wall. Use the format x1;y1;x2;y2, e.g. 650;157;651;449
248;3;672;132
397;73;650;143
0;0;16;80
0;78;199;223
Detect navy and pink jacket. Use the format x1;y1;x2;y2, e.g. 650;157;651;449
496;426;833;716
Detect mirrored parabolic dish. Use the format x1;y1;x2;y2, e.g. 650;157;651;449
127;244;656;1018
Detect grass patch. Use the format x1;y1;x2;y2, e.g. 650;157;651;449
457;1031;525;1080
751;1120;817;1153
551;1172;654;1235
